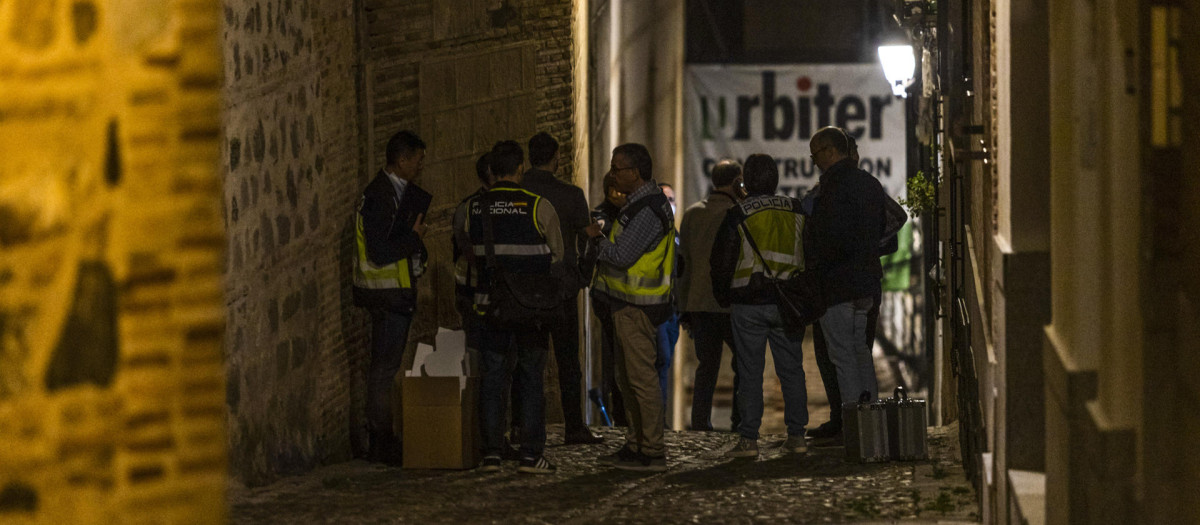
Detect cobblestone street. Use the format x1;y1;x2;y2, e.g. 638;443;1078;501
229;424;979;524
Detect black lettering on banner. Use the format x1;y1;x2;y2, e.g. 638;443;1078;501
836;96;867;137
798;96;812;139
784;158;798;179
762;72;793;140
734;95;760;140
869;96;891;139
814;84;835;129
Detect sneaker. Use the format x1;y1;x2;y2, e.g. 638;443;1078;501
564;428;605;445
597;444;639;466
783;434;808;454
517;455;557;474
810;433;844;448
806;421;842;440
613;451;668;472
725;437;759;458
477;455;502;473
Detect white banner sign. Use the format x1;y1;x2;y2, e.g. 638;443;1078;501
684;64;907;206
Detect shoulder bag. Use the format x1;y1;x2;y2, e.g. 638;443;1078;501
738;222;825;331
481;194;563;328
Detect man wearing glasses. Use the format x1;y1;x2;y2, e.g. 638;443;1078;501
585;143;676;472
807;126;888;408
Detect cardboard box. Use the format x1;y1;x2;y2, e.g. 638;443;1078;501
401;375;480;469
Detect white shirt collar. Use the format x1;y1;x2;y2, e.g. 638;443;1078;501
384;169;408;198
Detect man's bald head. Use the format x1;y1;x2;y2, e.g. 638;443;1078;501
710;159;742;188
809;126;851;171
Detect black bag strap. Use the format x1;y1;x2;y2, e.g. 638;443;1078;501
619;192;671;233
738;222;777;280
480;193;500;273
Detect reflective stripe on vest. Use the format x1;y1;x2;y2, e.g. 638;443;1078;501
731;197;805;289
467;185;552;309
354;213;413;290
593;208;675;306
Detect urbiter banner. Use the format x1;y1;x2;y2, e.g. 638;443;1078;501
684;64;907;206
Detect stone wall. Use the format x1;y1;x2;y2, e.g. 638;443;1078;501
221;0;365;486
0;0;226;522
222;0;579;485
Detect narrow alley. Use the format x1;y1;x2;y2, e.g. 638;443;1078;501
0;0;1196;524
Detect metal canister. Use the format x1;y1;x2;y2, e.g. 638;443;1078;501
885;386;929;461
842;391;890;463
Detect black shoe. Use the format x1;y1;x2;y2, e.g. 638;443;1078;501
597;444;639;465
613;451;667;472
810;433;844;448
517;455;557;474
564;428;604;445
806;421;842;440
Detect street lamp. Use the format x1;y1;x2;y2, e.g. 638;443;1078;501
878;44;916;97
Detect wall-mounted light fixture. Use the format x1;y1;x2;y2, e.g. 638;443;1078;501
878;44;916;97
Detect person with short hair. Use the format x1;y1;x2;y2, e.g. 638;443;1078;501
711;153;811;458
585;143;675;472
520;132;604;445
678;159;743;431
468;140;564;474
353;130;429;466
584;173;629;427
808;126;888;410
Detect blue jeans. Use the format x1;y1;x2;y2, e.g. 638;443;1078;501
367;308;413;450
687;311;740;431
731;304;808;439
655;311;679;407
820;297;878;404
480;324;547;458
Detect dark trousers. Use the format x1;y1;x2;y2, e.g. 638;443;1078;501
813;290;882;428
480;324;547;458
547;298;588;432
367;308;413;452
594;299;627;426
687;311;741;431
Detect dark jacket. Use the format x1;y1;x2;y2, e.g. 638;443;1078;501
520;168;590;293
809;158;886;306
352;170;427;312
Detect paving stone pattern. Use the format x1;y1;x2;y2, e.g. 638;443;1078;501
229;425;980;524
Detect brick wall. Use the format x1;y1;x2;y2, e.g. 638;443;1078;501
222;0;579;486
221;0;367;486
0;0;226;522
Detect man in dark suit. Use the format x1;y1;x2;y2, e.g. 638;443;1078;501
352;130;429;465
519;132;603;444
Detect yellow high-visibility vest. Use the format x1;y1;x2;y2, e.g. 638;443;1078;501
732;196;805;290
353;213;414;291
593;200;675;306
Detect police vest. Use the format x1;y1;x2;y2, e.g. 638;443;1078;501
468;184;552;309
353;211;417;291
732;194;806;290
592;193;675;306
